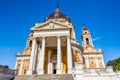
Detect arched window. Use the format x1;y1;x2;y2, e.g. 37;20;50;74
29;41;32;47
86;38;89;45
85;32;87;34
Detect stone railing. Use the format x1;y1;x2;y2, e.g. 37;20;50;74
83;66;120;74
96;49;102;52
83;68;107;74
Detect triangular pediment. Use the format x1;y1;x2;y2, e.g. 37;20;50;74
31;20;72;30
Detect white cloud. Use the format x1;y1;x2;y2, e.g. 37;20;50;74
92;37;101;42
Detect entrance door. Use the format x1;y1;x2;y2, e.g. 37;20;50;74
53;63;57;74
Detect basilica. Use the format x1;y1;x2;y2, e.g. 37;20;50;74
14;7;120;80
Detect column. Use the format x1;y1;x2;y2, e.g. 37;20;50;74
27;38;37;75
15;58;18;69
67;36;73;74
19;59;23;75
15;59;18;75
47;50;51;74
101;54;105;68
57;36;62;74
38;37;46;75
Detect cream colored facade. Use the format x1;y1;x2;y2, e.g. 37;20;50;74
15;7;105;76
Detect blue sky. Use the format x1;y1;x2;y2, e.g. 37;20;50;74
0;0;120;69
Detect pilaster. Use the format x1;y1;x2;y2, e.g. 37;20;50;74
47;49;51;74
95;55;99;68
86;56;89;68
19;59;23;75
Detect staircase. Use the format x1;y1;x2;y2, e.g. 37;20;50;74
13;74;74;80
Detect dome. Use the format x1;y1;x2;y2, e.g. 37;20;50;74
44;7;72;23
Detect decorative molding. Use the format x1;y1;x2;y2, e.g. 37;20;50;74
17;56;30;60
32;27;71;32
32;19;73;30
17;54;30;57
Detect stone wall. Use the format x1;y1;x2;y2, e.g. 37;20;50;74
0;65;15;80
0;65;14;75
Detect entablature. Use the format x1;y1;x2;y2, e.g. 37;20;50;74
33;29;71;38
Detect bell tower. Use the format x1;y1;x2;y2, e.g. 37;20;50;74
81;24;94;48
81;24;105;69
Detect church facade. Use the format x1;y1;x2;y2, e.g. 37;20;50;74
15;7;120;80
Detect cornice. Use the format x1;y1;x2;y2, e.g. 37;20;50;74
31;19;73;30
16;54;30;57
32;27;71;32
83;52;103;54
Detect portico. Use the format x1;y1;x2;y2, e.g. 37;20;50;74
27;29;73;75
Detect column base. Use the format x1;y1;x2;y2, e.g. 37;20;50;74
38;69;44;75
57;69;62;74
68;69;73;74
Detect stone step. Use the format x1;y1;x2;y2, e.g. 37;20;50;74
13;74;74;80
0;75;14;80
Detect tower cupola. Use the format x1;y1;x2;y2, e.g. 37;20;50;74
81;24;94;47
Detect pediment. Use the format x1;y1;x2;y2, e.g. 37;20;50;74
31;20;72;30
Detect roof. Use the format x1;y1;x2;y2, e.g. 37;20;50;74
83;27;88;30
82;24;88;30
